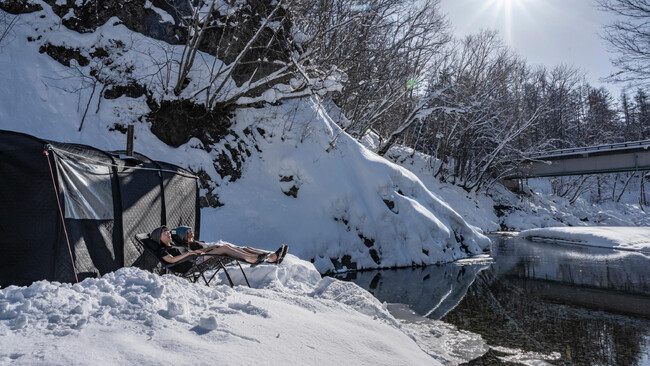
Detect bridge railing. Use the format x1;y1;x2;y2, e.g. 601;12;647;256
504;139;650;180
527;139;650;160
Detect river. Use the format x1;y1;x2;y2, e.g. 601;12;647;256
335;233;650;365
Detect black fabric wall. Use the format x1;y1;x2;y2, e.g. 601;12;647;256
0;132;58;287
118;162;165;267
51;144;122;282
0;130;199;286
159;161;200;240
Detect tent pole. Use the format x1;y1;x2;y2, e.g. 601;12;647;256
43;148;79;283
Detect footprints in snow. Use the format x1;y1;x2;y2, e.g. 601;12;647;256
162;299;270;335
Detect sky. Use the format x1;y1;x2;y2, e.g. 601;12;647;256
439;0;625;97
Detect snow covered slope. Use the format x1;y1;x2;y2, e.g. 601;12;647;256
203;102;490;273
0;3;489;274
382;146;501;232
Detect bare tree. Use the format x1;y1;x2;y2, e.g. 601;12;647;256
599;0;650;84
405;32;550;191
379;31;614;192
163;0;344;111
292;0;452;139
173;0;220;96
0;11;18;51
552;176;596;204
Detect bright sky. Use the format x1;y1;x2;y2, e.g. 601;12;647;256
439;0;624;96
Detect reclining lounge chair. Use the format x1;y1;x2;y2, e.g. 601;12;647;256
134;233;251;287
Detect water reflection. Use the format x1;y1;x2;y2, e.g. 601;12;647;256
496;236;650;297
336;235;650;365
336;258;490;319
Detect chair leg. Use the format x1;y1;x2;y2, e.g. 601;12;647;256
200;270;211;285
204;261;234;287
237;261;251;288
205;265;222;286
190;257;203;284
221;263;235;287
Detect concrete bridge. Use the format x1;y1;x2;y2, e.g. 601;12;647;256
505;139;650;179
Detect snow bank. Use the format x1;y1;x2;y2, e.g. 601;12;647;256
204;100;490;273
382;146;501;232
0;258;438;365
518;227;650;253
504;237;650;294
498;179;650;230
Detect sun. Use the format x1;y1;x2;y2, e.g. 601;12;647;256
493;0;523;5
456;0;537;46
484;0;528;44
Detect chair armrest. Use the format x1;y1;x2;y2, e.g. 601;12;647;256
161;253;198;266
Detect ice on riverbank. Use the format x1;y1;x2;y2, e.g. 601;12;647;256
0;257;438;365
518;227;650;253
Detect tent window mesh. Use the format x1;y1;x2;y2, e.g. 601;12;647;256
57;158;114;220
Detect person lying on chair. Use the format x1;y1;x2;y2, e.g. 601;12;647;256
173;226;288;265
150;226;199;273
150;226;288;268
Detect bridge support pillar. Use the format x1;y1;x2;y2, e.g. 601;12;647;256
502;178;522;193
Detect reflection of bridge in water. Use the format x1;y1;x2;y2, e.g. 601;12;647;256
505;139;650;179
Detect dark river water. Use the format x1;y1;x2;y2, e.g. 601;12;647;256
335;234;650;365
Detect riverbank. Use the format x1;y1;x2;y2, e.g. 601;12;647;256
385;146;650;232
518;226;650;253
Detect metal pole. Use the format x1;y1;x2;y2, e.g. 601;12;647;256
126;125;134;156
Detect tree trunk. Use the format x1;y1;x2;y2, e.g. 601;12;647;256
615;172;635;203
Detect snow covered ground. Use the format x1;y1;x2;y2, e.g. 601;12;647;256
518;226;650;253
497;178;650;230
0;258;443;365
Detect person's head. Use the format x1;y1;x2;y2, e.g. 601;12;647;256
174;226;194;243
151;225;172;246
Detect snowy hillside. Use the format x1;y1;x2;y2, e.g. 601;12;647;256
382;146;650;232
0;2;489;274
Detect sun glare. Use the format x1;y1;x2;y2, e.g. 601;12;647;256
494;0;523;5
456;0;540;47
480;0;529;44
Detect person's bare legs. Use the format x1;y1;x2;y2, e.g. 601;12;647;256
203;243;279;263
203;245;260;263
222;243;278;262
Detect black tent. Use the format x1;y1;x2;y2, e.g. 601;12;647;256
0;130;200;287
